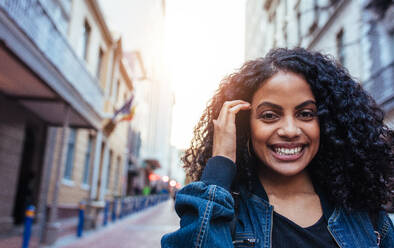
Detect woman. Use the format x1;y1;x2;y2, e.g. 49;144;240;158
161;48;393;247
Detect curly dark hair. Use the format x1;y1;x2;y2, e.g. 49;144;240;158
182;47;393;211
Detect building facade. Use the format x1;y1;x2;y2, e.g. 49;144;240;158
245;0;393;127
0;0;101;236
0;0;135;245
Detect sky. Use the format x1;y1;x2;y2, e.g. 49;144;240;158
99;0;246;149
165;0;246;148
166;0;245;148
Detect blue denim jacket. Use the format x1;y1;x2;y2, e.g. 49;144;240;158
161;157;394;248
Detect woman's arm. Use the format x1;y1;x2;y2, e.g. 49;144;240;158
162;100;249;247
161;156;236;248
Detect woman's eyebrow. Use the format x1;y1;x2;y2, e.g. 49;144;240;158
295;100;317;110
256;101;282;111
255;100;316;111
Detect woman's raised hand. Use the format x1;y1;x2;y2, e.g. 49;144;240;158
212;100;251;163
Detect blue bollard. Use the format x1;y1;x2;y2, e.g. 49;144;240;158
111;199;117;222
77;201;85;237
22;205;35;248
103;201;109;226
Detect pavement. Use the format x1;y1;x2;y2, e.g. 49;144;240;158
51;199;179;248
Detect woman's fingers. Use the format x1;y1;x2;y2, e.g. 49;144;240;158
217;100;250;123
229;103;251;116
212;100;250;163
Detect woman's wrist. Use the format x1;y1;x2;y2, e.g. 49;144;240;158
201;156;237;191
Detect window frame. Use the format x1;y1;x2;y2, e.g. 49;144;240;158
63;128;77;181
82;135;93;186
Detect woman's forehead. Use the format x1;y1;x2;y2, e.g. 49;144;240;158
251;71;315;105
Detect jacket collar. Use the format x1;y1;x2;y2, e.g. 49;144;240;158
248;174;335;221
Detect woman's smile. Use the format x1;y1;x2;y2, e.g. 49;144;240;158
269;143;306;161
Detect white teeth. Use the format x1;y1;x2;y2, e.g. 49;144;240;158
274;146;302;155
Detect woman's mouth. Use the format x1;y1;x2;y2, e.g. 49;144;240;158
270;144;306;161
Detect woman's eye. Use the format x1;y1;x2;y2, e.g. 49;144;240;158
260;112;279;121
297;110;316;120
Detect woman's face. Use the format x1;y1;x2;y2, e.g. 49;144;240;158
250;71;320;176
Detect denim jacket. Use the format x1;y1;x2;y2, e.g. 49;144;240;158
161;156;394;248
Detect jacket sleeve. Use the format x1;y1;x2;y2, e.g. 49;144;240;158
161;156;237;248
380;211;394;248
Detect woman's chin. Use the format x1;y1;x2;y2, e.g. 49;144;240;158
259;162;308;178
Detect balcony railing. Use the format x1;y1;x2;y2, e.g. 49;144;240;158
0;0;103;115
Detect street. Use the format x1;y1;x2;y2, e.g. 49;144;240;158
56;200;179;248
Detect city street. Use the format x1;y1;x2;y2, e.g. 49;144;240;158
0;1;393;248
56;200;179;248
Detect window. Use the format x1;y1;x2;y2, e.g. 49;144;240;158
111;80;121;105
283;0;288;46
64;128;77;180
82;135;93;185
296;10;301;45
78;20;91;60
108;81;113;99
115;80;120;103
336;29;345;65
96;49;104;79
273;11;278;48
313;0;318;21
106;150;113;190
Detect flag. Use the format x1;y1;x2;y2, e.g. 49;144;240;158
112;95;134;120
119;105;136;122
103;94;135;136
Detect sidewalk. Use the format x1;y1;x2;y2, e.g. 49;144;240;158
51;199;179;248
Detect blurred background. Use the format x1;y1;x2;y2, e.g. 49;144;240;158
0;0;392;247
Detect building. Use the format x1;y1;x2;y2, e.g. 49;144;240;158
0;0;135;245
0;0;101;236
245;0;393;128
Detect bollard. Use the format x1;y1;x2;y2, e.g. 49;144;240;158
103;201;109;226
22;205;35;248
77;201;85;237
111;199;117;222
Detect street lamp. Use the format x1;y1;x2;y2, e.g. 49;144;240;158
162;175;169;182
169;180;176;187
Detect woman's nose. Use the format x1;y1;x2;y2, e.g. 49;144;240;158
277;117;301;138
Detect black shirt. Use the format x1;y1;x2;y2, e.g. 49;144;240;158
252;177;338;248
272;212;337;247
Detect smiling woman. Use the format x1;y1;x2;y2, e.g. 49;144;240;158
250;71;320;179
161;48;394;248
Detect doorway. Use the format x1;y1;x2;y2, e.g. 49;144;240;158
12;125;43;225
